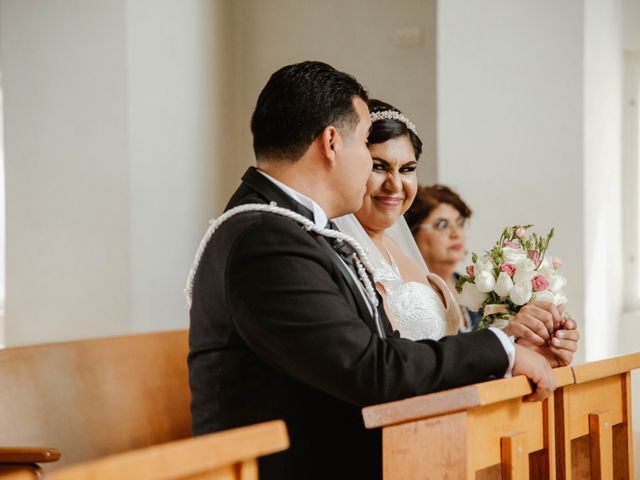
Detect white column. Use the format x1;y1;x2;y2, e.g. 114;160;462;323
437;0;585;360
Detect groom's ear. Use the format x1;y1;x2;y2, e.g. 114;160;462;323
318;125;340;166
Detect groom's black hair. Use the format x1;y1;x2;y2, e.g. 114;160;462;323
251;61;368;162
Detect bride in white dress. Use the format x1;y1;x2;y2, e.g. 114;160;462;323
335;100;461;340
335;100;580;367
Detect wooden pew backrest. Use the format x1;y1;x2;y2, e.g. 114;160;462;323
0;330;190;470
47;420;289;480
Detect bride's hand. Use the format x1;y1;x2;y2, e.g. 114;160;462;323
517;317;579;367
502;302;561;345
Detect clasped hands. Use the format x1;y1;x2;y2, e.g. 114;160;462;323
503;302;580;402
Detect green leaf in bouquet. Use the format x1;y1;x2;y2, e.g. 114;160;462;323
455;275;473;293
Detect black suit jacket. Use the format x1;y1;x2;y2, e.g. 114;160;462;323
188;167;509;479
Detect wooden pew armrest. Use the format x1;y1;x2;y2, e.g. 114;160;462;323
0;447;61;464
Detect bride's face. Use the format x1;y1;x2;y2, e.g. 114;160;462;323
355;135;418;234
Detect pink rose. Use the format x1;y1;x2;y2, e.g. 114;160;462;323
528;250;541;268
531;274;550;292
552;256;562;269
466;264;475;277
503;241;519;249
515;227;526;238
499;263;516;277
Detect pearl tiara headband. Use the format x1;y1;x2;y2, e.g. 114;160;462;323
369;110;417;135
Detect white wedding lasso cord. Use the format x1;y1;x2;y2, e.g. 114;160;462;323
185;203;380;314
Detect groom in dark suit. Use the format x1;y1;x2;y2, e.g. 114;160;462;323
188;61;556;480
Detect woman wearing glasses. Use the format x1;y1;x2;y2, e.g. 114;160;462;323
335;100;578;367
403;185;480;331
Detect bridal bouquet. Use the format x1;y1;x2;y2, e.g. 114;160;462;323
455;225;568;329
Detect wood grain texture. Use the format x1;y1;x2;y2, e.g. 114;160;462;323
47;421;288;480
589;410;613;480
363;366;573;429
0;330;190;470
572;353;640;384
554;388;571;480
558;358;639;479
566;376;624;440
466;397;545;472
0;448;60;464
0;465;41;480
382;413;467;479
501;432;529;480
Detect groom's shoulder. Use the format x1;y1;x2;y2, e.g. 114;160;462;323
221;208;312;241
211;204;315;253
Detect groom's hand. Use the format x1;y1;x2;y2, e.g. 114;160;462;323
512;343;556;402
503;302;562;345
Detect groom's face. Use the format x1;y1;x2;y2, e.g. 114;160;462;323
332;98;372;217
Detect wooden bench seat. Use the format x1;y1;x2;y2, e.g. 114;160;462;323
0;330;191;473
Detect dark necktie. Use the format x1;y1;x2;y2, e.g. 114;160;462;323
325;221;358;270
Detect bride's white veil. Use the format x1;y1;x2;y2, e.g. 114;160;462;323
332;214;430;276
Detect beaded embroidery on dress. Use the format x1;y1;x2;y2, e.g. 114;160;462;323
332;214;462;340
375;250;459;341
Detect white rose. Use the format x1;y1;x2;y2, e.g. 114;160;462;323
457;282;489;312
503;246;527;264
536;267;567;293
540;255;553;269
494;271;514;298
550;273;567;293
509;280;532;306
533;290;555;304
553;291;568;306
474;255;494;274
475;270;496;293
513;258;536;285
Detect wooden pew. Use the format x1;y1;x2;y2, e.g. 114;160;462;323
0;447;60;479
554;352;640;480
362;367;575;479
0;330;191;474
44;420;289;480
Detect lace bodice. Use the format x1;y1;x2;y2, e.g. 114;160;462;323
374;254;460;341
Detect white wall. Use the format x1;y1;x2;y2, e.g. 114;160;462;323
125;0;231;332
229;0;438;201
0;0;436;346
583;0;624;361
1;0;132;345
0;86;5;347
621;0;640;469
437;0;585;361
0;0;230;345
624;0;640;51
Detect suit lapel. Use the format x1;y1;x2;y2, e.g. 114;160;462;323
315;235;379;328
228;167;378;329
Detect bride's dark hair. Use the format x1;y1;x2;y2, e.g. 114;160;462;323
368;99;423;160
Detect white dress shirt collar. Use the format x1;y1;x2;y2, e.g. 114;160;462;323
257;169;329;228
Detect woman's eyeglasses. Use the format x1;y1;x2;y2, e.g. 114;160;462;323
419;217;467;233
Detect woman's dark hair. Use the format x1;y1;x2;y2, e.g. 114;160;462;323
368;99;422;160
404;184;473;235
251;61;368;162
